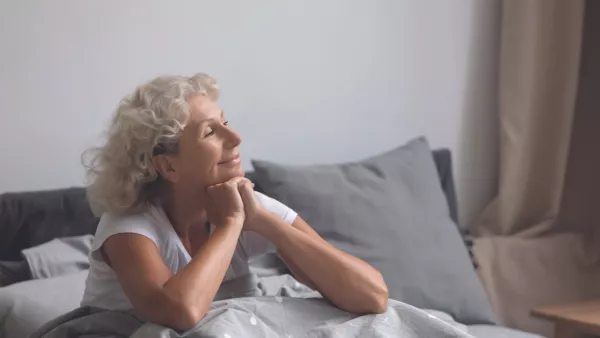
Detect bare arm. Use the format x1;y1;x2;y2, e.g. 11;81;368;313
103;221;242;330
238;185;389;314
260;214;388;314
102;178;247;331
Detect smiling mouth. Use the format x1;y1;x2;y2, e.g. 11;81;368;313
218;154;241;165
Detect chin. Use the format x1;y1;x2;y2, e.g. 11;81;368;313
214;168;245;184
231;166;245;178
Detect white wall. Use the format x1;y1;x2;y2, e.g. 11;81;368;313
0;0;500;227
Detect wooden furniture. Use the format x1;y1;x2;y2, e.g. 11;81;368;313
532;300;600;338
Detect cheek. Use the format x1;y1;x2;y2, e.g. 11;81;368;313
181;144;220;176
180;141;242;185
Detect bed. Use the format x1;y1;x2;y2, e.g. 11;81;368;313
0;137;544;338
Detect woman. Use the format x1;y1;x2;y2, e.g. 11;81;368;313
81;73;388;331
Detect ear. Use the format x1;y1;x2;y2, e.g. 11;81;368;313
152;154;180;184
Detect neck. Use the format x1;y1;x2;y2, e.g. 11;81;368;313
160;185;207;237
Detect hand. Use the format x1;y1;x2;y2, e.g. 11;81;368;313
205;177;246;227
236;178;269;232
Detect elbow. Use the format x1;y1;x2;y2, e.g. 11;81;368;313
367;282;389;314
139;290;209;331
340;277;389;315
168;302;207;332
344;289;388;315
339;272;389;315
362;274;389;314
370;294;389;314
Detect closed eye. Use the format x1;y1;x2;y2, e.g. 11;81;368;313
204;121;228;138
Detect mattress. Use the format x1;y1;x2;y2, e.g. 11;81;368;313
468;325;546;338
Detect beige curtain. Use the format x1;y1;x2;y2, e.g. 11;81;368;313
473;0;600;336
475;0;584;237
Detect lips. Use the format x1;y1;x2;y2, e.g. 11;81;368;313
218;154;241;165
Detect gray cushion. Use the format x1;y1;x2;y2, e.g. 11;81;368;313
0;188;98;261
251;137;496;324
0;260;30;287
0;270;88;338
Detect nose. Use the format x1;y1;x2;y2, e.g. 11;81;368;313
223;125;242;148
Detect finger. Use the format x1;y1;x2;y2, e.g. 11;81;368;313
206;182;225;191
220;178;239;192
236;177;254;187
233;176;251;186
238;180;257;208
206;184;217;195
239;179;253;190
236;178;255;193
227;176;245;185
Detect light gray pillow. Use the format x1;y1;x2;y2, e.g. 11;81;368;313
251;137;496;324
0;270;88;338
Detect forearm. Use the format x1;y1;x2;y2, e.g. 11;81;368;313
276;249;315;288
258;214;388;314
163;220;243;320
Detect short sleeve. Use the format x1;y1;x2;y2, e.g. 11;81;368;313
254;191;298;224
89;212;162;263
239;192;298;259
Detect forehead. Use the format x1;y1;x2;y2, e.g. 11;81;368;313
186;94;222;123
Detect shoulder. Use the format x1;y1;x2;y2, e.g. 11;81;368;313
92;205;168;253
254;191;298;225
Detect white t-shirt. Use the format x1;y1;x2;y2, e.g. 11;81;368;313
81;191;297;311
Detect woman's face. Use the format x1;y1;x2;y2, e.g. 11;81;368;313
166;94;243;189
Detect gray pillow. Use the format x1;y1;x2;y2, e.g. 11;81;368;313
0;270;88;338
251;137;496;324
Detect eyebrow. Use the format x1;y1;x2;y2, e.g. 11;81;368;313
198;111;225;125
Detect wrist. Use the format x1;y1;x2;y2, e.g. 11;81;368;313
218;216;244;229
251;211;284;237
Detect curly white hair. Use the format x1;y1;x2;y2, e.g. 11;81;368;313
83;73;220;216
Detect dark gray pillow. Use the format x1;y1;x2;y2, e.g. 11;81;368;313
251;137;495;324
